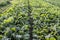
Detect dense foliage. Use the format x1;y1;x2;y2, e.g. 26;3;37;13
0;0;60;40
0;0;12;13
44;0;60;7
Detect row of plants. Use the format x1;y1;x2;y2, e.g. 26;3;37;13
44;0;60;7
0;0;60;40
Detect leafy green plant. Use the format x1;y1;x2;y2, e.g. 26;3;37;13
0;0;10;7
0;0;60;40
